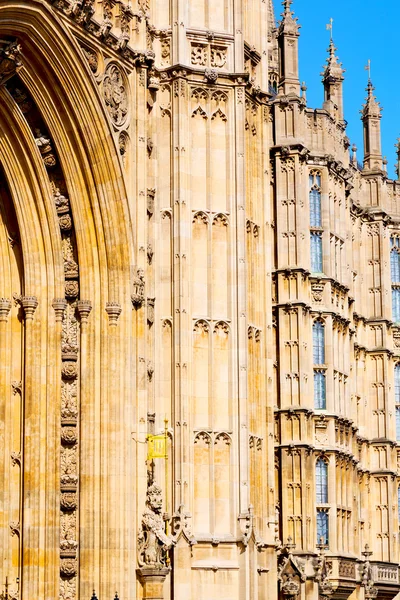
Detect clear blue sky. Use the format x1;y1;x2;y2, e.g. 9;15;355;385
279;1;399;178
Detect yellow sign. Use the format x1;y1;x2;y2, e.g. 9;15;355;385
147;434;167;460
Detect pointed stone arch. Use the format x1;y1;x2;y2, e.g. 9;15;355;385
0;3;135;599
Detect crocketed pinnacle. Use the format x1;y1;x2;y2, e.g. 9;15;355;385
322;39;344;82
278;0;300;36
361;80;382;120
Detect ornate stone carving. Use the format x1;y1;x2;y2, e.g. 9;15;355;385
81;45;98;73
76;300;92;324
9;521;20;537
54;189;70;215
106;301;122;325
138;482;174;568
61;427;78;445
59;214;72;231
210;46;227;68
21;296;38;319
170;504;197;546
34;129;56;167
147;297;155;326
103;63;128;126
65;281;79;299
62;362;78;380
361;545;378;599
315;544;333;599
0;298;12;322
147;188;156;216
60;578;76;600
118;131;129;158
191;44;207;66
311;283;324;304
277;538;305;600
60;558;77;577
61;492;77;511
0;40;22;85
204;68;218;84
147;243;153;265
132;268;145;308
61;446;78;489
10;451;21;467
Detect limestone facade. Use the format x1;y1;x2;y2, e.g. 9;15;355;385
0;0;399;599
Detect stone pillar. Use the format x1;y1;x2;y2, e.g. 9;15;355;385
137;568;169;600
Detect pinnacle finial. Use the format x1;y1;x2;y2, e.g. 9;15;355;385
283;0;292;12
326;17;333;41
361;78;382;120
365;59;371;82
278;0;300;35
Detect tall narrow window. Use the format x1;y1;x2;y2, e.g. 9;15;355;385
313;321;326;409
391;237;400;322
316;510;329;545
310;171;323;273
398;487;400;524
313;321;325;364
316;457;329;546
314;370;326;409
316;459;328;503
395;363;400;441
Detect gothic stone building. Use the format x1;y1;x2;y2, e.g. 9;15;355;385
0;0;400;599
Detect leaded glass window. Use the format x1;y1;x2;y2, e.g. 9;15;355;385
393;288;400;323
396;364;400;441
316;459;328;503
313;321;325;365
391;237;400;283
310;188;322;228
314;370;326;409
311;232;323;272
316;509;329;545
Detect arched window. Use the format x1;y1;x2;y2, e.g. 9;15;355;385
309;173;322;228
310;171;323;273
313;321;325;365
316;459;328;503
395;363;400;441
391;237;400;283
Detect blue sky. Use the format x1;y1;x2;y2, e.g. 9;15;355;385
280;0;399;178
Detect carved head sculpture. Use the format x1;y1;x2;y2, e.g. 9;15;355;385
137;268;144;282
146;483;163;514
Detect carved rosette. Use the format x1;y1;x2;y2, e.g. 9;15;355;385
103;63;128;126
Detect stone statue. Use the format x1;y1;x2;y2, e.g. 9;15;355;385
131;268;145;308
138;483;174;568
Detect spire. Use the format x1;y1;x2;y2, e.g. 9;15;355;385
267;0;276;41
277;0;300;96
322;38;345;121
361;78;383;171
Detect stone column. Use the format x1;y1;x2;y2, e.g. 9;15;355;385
137;568;169;600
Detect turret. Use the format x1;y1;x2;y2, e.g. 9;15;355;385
321;39;345;122
277;0;300;96
361;79;383;172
